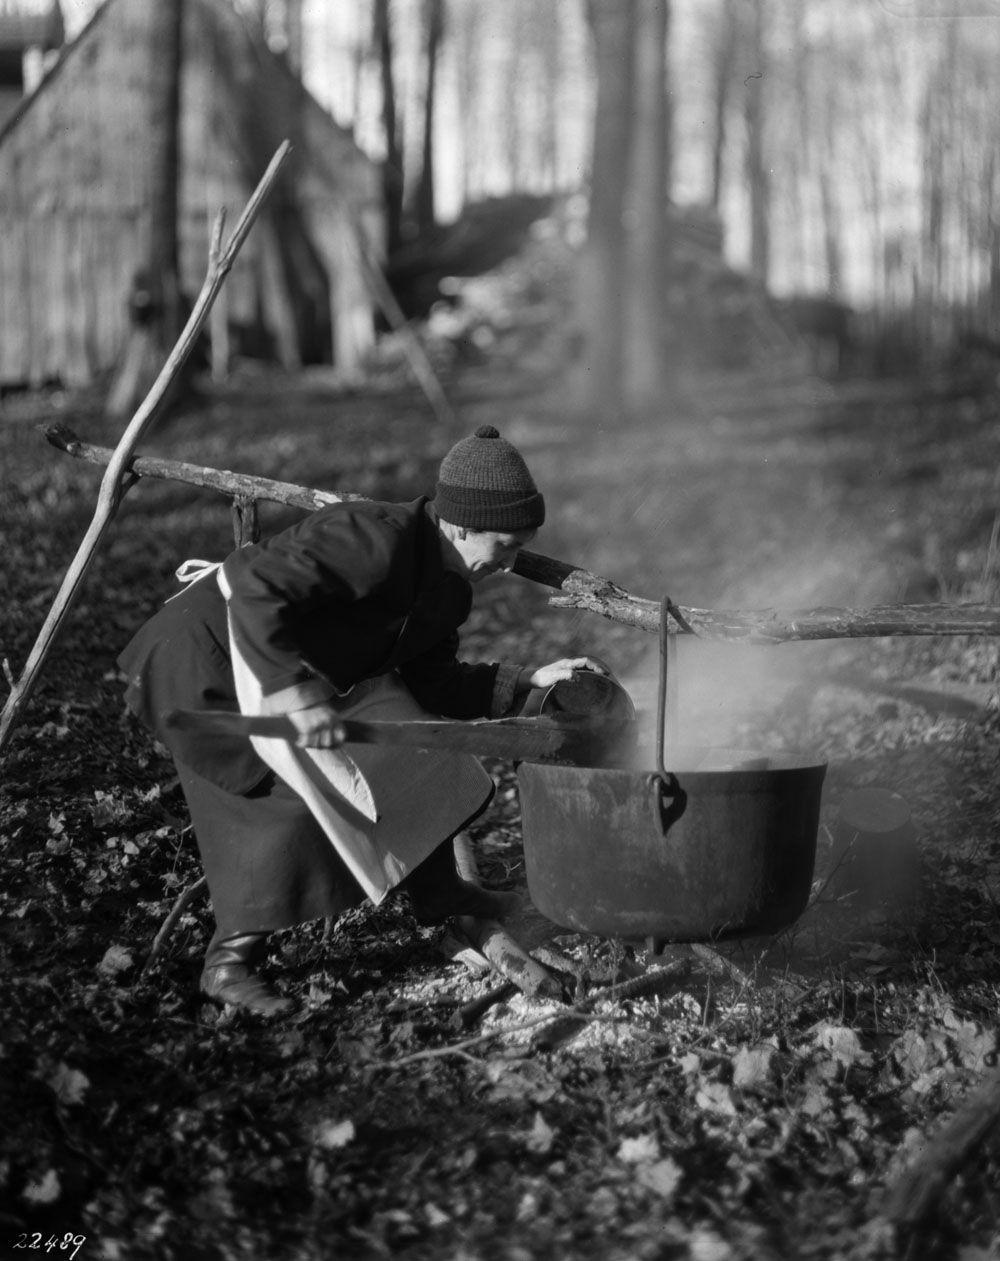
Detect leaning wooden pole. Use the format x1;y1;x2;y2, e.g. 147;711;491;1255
876;1064;1000;1237
0;141;292;756
356;239;459;430
38;427;1000;646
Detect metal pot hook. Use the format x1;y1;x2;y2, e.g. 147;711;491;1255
648;593;689;835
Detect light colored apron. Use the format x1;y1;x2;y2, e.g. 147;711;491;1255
176;562;493;904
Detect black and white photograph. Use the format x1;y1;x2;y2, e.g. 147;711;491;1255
2;1;999;1257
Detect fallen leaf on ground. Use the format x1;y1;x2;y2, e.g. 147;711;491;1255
48;1061;90;1106
98;944;134;978
695;1081;738;1117
812;1022;871;1068
22;1168;61;1204
617;1133;660;1164
314;1119;355;1150
732;1042;777;1091
525;1111;555;1155
636;1156;683;1200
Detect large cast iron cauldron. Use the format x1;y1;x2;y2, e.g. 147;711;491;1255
518;597;827;942
519;749;826;941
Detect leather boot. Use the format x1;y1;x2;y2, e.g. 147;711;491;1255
200;930;294;1017
402;842;520;926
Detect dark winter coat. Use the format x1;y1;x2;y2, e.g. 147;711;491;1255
118;497;504;793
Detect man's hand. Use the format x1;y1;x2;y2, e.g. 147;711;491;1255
523;657;612;691
283;703;347;749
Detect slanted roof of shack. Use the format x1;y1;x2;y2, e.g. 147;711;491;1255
0;0;384;386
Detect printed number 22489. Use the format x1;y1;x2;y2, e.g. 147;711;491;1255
14;1234;87;1261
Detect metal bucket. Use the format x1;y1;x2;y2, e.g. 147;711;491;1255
519;667;637;725
518;596;827;942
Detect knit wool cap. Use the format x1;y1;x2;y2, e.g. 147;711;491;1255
433;424;545;532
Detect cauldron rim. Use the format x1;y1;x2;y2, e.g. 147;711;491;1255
598;744;827;776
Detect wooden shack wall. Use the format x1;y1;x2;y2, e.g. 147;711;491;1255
0;0;383;389
294;75;384;378
0;1;149;386
178;0;279;357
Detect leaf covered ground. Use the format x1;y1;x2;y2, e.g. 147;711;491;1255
2;358;999;1261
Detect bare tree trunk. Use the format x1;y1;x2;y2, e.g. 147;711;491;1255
454;0;483;203
284;0;303;76
151;0;182;321
374;0;404;255
786;3;809;289
107;0;184;419
818;166;843;294
989;147;1000;327
535;3;562;188
744;0;769;283
574;0;636;421
504;2;527;187
916;79;939;355
624;0;670;410
709;0;736;212
414;0;443;238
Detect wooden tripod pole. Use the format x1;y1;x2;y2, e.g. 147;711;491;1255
0;140;293;757
356;237;459;430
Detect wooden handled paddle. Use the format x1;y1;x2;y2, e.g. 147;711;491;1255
164;708;636;766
